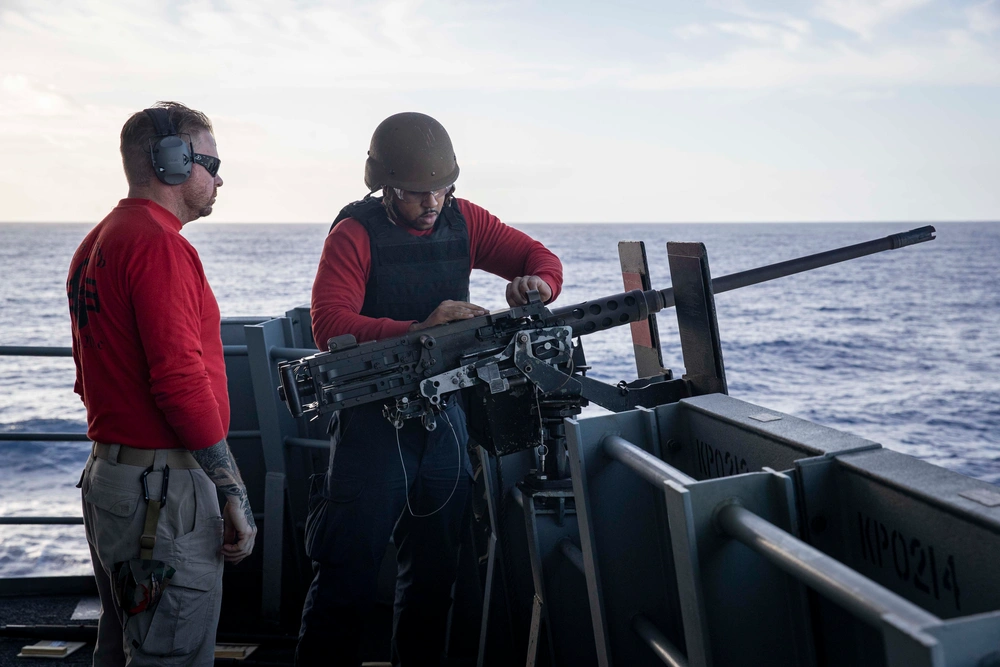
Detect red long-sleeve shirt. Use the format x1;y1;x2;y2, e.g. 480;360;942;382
67;198;229;450
312;198;563;350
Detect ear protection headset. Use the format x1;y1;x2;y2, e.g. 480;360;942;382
145;107;194;185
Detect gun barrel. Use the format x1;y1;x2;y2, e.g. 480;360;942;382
280;226;937;418
547;226;936;338
655;225;936;309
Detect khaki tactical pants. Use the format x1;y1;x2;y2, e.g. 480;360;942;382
79;446;224;666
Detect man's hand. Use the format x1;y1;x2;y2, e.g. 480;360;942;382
190;439;258;565
506;276;552;306
222;496;257;564
409;300;490;332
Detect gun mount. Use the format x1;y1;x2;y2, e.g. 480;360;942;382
279;227;934;424
277;226;935;488
278;290;687;418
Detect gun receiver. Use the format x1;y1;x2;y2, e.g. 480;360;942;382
277;226;936;437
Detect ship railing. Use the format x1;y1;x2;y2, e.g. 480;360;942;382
605;434;942;626
557;395;1000;667
0;344;261;528
1;312;320;625
553;532;690;667
597;433;946;667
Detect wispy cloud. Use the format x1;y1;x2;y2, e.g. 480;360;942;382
623;34;1000;91
714;21;808;51
2;0;998;97
633;2;997;93
813;0;932;38
0;0;997;222
1;75;77;117
966;0;1000;34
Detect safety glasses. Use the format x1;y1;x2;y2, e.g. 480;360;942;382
193;153;221;177
392;185;452;204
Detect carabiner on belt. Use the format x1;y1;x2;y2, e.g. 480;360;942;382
141;465;170;507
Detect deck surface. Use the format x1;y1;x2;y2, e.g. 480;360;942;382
0;593;303;666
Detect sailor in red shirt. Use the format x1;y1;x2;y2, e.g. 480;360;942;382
69;198;230;451
297;113;563;666
311;196;563;346
68;102;255;667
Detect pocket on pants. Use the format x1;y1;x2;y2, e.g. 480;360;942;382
130;519;222;658
126;571;220;658
168;516;224;589
84;478;145;565
76;455;95;489
85;480;140;518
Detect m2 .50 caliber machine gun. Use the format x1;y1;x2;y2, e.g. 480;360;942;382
277;226;935;487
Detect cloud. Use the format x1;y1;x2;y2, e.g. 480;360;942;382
966;0;1000;34
2;0;998;97
813;0;932;38
623;18;1000;92
0;74;121;152
0;0;997;222
674;23;710;39
714;21;807;50
0;75;77;117
626;39;1000;91
619;2;999;93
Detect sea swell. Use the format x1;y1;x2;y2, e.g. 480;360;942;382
2;220;999;578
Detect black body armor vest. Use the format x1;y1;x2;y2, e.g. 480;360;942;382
333;197;471;323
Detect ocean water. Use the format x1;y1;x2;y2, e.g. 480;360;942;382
1;221;998;578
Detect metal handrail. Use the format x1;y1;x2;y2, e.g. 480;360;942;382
0;345;247;356
603;434;943;634
559;538;586;575
603;435;696;486
0;346;71;357
0;517;83;525
0;433;89;441
0;430;261;443
0;342;263;532
0;431;263;527
716;503;941;629
632;614;689;667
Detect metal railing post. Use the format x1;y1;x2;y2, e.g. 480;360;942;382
715;502;941;630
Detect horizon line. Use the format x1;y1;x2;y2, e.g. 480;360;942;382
1;220;997;225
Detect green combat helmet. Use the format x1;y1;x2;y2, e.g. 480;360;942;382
364;112;460;192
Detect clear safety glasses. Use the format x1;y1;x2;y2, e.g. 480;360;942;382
392;185;453;204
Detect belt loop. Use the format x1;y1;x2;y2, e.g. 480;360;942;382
152;449;169;473
107;444;121;466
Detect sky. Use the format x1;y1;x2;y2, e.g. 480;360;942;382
1;0;998;223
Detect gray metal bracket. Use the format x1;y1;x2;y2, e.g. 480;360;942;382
619;241;669;379
667;242;727;396
244;317;322;625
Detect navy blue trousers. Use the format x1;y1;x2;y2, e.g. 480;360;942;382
296;400;472;667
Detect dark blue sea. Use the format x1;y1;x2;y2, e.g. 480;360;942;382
1;221;998;577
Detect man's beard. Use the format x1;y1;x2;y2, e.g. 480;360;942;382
187;188;216;220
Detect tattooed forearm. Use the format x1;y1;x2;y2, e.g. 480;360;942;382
192;439;256;528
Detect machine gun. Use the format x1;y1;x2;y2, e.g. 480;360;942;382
277;226;935;483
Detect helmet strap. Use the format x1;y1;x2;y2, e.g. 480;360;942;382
382;189;403;226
